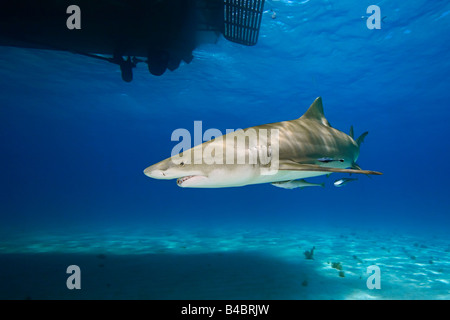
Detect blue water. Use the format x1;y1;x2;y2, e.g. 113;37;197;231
1;0;450;300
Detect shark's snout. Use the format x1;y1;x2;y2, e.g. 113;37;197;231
144;167;165;179
143;159;187;180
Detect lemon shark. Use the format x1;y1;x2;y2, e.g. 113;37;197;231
143;97;382;188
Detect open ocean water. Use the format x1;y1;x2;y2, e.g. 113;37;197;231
0;0;450;300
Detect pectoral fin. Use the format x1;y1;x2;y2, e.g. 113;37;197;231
351;162;362;170
278;161;383;175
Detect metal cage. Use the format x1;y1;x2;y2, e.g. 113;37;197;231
223;0;265;46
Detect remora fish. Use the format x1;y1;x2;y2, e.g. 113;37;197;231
334;178;358;187
144;97;382;188
272;179;325;190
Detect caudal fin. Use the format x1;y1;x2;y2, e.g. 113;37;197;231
356;131;368;147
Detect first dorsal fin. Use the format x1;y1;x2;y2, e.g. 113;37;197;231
300;97;331;127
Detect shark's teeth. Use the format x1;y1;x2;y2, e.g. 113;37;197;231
177;176;195;186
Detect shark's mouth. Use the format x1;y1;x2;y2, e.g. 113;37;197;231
176;175;208;187
177;176;195;186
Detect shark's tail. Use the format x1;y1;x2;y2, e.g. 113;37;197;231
350;126;368;148
356;131;369;147
350;127;369;173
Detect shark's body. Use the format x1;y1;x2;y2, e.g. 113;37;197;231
144;97;382;188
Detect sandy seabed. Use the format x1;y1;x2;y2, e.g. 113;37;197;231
0;225;449;299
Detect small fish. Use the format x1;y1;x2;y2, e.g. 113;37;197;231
272;179;325;190
317;157;344;163
270;9;277;19
333;178;358;187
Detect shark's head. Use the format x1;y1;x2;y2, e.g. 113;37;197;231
143;155;212;187
143;139;263;188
